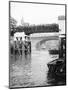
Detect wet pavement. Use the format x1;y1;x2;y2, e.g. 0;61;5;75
9;37;65;88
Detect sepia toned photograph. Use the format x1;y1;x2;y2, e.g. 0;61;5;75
9;1;66;88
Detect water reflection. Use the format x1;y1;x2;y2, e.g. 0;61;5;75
10;37;60;88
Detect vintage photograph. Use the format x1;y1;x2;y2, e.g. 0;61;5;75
9;1;66;88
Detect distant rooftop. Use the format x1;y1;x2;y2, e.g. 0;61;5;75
58;16;65;20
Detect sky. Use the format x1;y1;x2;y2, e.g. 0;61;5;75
10;2;65;26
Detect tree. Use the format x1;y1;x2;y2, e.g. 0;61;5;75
10;17;17;36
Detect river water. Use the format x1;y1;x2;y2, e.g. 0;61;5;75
10;36;64;88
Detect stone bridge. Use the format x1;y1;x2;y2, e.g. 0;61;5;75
30;33;59;51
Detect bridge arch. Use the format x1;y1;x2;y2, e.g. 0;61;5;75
30;33;59;51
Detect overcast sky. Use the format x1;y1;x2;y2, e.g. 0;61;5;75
10;2;65;26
